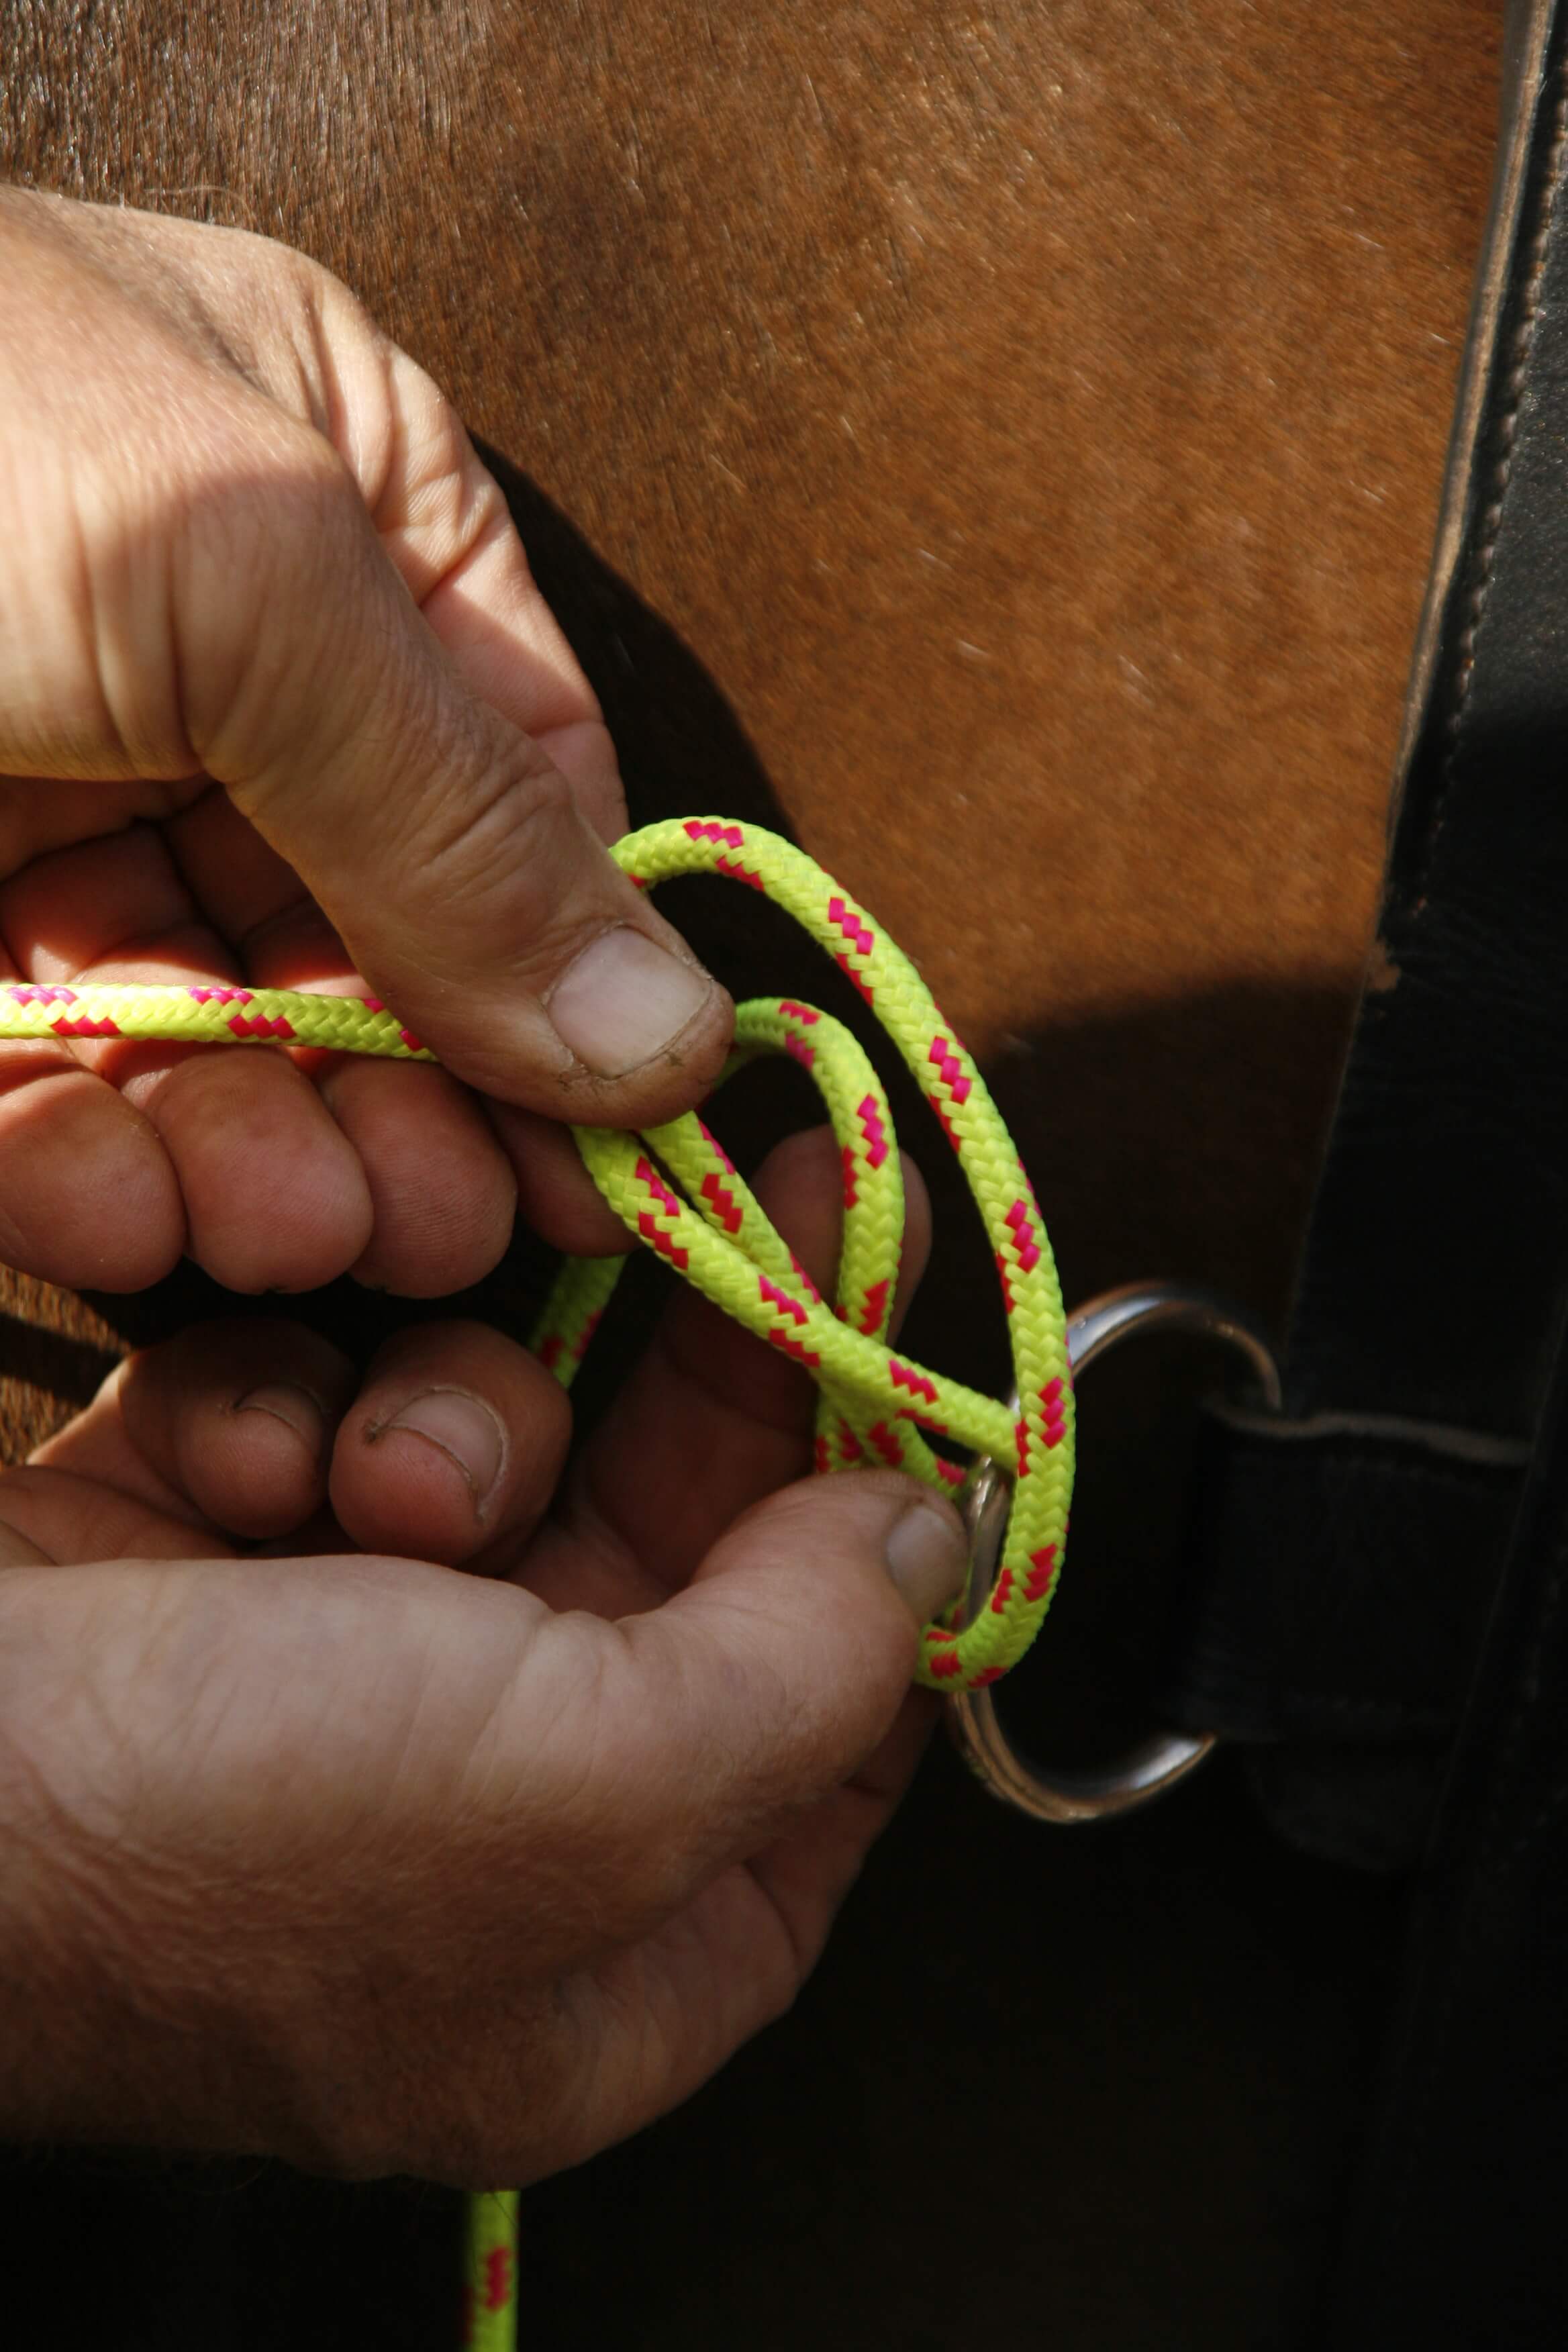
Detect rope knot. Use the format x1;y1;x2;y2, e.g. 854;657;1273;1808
532;819;1075;1692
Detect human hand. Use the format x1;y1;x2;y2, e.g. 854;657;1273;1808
0;188;731;1300
0;1132;963;2184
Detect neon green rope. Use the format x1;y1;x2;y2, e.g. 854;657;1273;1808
0;814;1075;2349
464;2192;519;2349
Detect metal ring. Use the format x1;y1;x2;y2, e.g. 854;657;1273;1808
947;1281;1283;1824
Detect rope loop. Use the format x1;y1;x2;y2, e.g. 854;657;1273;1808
1;814;1077;2352
0;814;1074;1690
532;818;1075;1690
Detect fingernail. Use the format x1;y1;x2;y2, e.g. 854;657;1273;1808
378;1388;505;1515
546;927;716;1077
884;1499;968;1626
234;1383;328;1461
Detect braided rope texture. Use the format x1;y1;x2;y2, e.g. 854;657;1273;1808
0;815;1075;1688
3;816;1075;2352
462;2190;518;2349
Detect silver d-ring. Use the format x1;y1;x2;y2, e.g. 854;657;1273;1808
947;1281;1283;1824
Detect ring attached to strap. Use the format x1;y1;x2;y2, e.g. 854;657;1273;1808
948;1281;1283;1822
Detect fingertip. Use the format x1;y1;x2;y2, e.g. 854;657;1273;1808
883;1489;968;1626
560;1469;950;1930
646;1470;961;1784
0;1071;185;1291
342;1395;506;1565
542;925;734;1120
703;1465;963;1620
133;1050;375;1293
117;1319;357;1540
226;610;732;1131
209;1379;333;1536
330;1321;572;1567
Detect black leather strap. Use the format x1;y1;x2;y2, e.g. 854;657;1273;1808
1170;1408;1525;1743
1163;0;1568;1875
1155;4;1568;2335
1327;1289;1568;2345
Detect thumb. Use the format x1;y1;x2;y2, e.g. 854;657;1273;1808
183;442;732;1125
569;1471;968;1910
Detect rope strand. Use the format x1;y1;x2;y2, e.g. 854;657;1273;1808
2;816;1076;2352
0;814;1075;1684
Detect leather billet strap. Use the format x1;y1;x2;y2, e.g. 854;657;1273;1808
1175;1408;1526;1743
1161;0;1568;1875
1163;7;1568;2334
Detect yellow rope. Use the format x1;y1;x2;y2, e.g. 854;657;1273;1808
0;815;1075;2347
0;816;1075;1682
463;2192;518;2349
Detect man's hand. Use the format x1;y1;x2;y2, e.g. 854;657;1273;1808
0;189;732;1298
0;1133;964;2185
